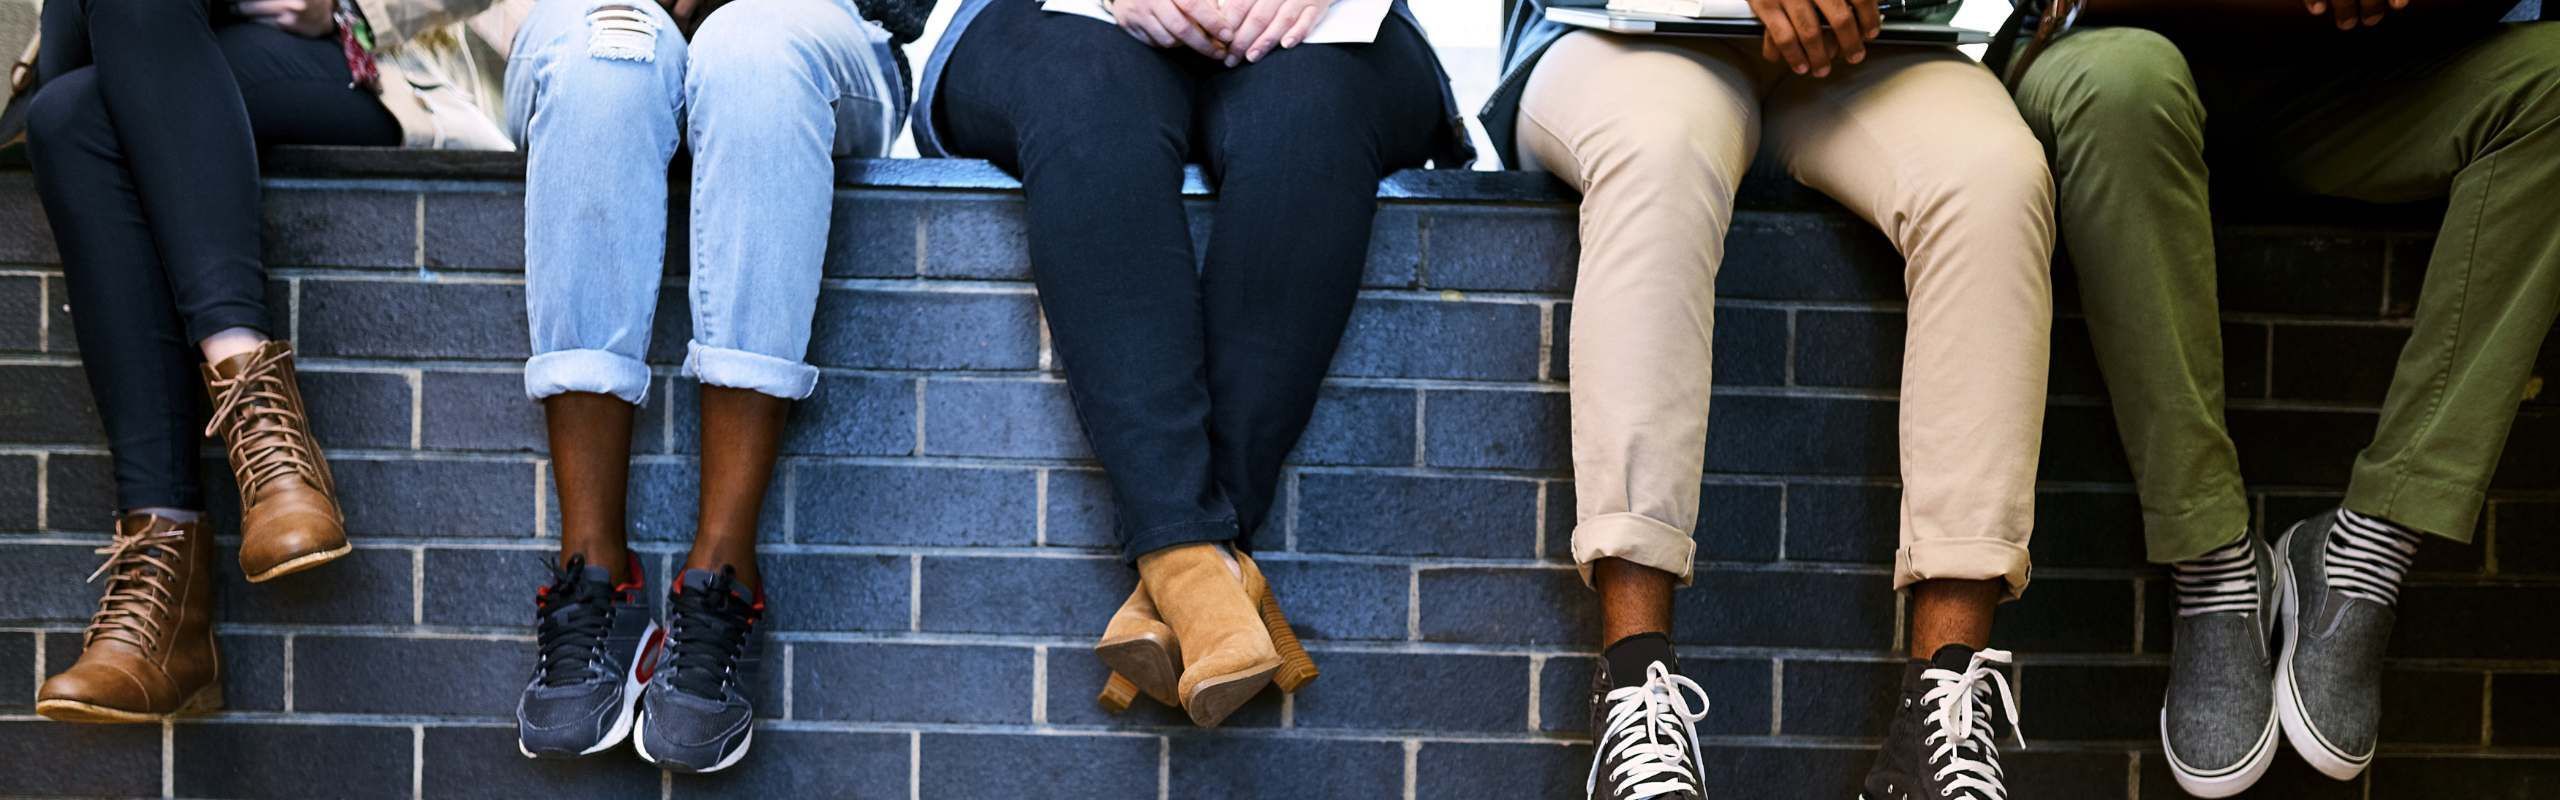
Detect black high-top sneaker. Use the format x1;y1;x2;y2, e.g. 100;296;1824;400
1860;645;2023;800
1585;633;1712;800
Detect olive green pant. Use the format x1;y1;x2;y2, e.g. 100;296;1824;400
2013;23;2560;563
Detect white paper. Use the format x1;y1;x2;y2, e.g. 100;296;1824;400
1041;0;1393;44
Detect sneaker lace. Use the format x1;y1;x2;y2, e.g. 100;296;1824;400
533;555;617;688
205;346;324;499
83;521;188;652
1586;662;1712;800
665;567;758;699
1919;649;2024;800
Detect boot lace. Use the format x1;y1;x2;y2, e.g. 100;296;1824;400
1587;662;1712;800
83;521;188;652
1919;649;2024;800
665;567;759;699
206;346;324;499
534;555;618;688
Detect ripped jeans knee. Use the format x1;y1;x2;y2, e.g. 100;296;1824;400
585;0;661;61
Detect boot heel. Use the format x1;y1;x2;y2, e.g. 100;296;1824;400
1258;590;1317;692
1098;672;1140;714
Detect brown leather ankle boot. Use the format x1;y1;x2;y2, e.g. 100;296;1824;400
1096;584;1181;711
38;513;222;722
204;340;348;582
1137;543;1282;728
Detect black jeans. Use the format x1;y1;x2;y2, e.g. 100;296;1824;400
27;0;399;512
938;0;1448;559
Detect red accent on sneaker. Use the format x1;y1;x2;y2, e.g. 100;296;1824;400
633;627;669;684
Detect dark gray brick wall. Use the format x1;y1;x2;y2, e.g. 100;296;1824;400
1;155;2555;799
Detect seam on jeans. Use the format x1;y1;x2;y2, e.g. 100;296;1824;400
1513;86;1591;194
2384;149;2495;513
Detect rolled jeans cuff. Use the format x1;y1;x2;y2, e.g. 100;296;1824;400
1122;517;1240;564
683;340;819;401
1896;537;2033;601
2345;466;2486;544
525;348;653;404
2142;493;2254;565
1572;512;1697;589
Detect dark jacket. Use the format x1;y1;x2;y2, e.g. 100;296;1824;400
1481;0;1577;170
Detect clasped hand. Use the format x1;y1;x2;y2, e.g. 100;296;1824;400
1113;0;1331;66
236;0;339;37
1748;0;1881;78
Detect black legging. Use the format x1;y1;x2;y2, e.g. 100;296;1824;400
27;0;399;513
937;0;1449;559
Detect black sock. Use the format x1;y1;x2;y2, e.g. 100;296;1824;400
1604;632;1679;691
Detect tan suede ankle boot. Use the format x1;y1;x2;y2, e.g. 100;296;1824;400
204;340;348;582
1097;584;1181;712
38;513;222;722
1137;543;1280;728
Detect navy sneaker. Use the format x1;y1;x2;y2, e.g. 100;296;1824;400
633;566;763;773
516;555;660;758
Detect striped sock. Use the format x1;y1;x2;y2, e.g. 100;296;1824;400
2173;537;2259;617
2327;509;2422;607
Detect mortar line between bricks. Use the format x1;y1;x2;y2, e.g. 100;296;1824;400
282;634;296;713
2131;579;2148;653
404;369;424;450
1531;482;1547;559
2482;672;2494;746
1767;659;1788;736
160;720;172;798
411;547;426;626
32;452;46;530
1524;655;1543;731
2123;751;2139;799
1155;736;1169;800
33;275;47;353
410;725;424;800
910;732;922;800
1402;740;1419;800
30;633;44;706
1031;646;1047;725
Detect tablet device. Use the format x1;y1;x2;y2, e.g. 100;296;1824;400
1544;6;1995;44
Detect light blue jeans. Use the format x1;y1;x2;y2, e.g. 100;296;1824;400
507;0;907;403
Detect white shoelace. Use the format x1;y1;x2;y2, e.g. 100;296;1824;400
2328;509;2421;606
1919;649;2024;800
1586;662;1712;800
2173;538;2259;617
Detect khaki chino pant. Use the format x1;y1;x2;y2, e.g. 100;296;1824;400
1518;32;2055;597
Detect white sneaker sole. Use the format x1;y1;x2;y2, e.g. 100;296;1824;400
633;704;754;774
2271;526;2375;781
519;622;661;759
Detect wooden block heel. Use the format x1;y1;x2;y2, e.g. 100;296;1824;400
1258;590;1318;692
1098;672;1140;713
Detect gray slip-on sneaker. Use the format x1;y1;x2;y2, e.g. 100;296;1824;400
2161;537;2282;797
2273;511;2389;780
